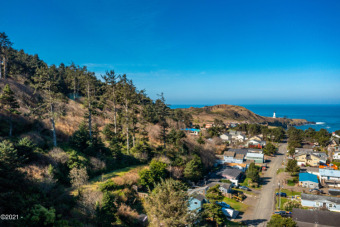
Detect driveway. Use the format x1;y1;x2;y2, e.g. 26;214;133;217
244;143;287;226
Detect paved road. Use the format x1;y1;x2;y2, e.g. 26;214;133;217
249;143;287;226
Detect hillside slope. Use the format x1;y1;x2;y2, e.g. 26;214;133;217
181;104;309;127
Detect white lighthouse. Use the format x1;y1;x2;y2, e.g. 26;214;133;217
273;112;276;118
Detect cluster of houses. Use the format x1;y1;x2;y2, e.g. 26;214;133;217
216;148;265;173
187;170;240;219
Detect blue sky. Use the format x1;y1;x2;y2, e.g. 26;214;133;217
1;0;340;104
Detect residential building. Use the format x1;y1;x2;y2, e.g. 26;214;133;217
300;167;320;177
228;130;247;142
295;150;327;167
301;193;340;212
188;194;207;212
246;139;266;149
299;173;319;189
216;168;243;185
223;151;244;164
220;133;232;143
333;152;340;160
206;182;232;197
320;169;340;188
292;208;340;227
245;153;264;163
181;128;200;136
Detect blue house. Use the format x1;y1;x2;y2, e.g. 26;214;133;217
189;194;206;212
181;128;201;136
299;173;319;189
301;193;340;212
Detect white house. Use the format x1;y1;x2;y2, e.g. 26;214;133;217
334;152;340;160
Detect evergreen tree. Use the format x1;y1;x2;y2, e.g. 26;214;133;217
102;70;119;134
0;84;20;136
184;155;203;182
0;32;13;79
33;65;65;147
144;179;190;227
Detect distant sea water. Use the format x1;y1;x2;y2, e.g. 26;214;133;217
170;104;340;132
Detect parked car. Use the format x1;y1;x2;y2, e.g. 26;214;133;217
239;186;250;191
310;188;323;194
276;192;287;197
274;211;291;217
216;201;231;208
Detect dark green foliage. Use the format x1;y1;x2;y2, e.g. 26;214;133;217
286;159;300;174
263;142;276;155
25;204;56;226
0;84;20;136
96;192;117;226
16;137;37;162
139;160;167;189
67;150;87;169
206;184;223;201
100;180;118;192
184;155;203;182
267;214;297;227
246;163;260;183
202;203;226;225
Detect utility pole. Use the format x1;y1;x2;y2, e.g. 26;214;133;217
278;182;281;210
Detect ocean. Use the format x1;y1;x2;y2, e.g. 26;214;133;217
169;104;340;132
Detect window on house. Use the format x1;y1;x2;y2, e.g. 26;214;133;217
194;202;197;205
316;202;320;206
329;204;333;208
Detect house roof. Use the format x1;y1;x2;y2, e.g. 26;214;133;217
228;149;248;156
299;173;319;183
224;151;235;157
320;169;340;178
292;208;340;227
301;193;340;204
235;154;245;160
246;153;264;159
190;193;206;202
206;182;231;190
300;167;320;173
218;168;242;178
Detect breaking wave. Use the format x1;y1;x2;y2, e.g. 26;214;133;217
315;122;325;125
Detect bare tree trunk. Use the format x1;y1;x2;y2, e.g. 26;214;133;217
125;102;129;154
0;59;2;79
113;101;117;134
87;82;92;139
51;117;57;147
73;78;76;100
89;108;92;139
3;56;6;79
8;118;13;137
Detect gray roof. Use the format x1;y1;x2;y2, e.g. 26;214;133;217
191;193;206;202
301;193;340;204
300;167;320;173
292;208;340;227
206;182;231;190
228;149;248;156
218;168;242;178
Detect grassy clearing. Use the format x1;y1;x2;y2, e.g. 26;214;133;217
276;168;285;174
71;164;146;195
222;197;249;212
276;197;289;210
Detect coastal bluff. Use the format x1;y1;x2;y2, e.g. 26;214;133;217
180;104;310;128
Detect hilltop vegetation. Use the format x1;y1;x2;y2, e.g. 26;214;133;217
0;32;222;226
182;104;309;127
